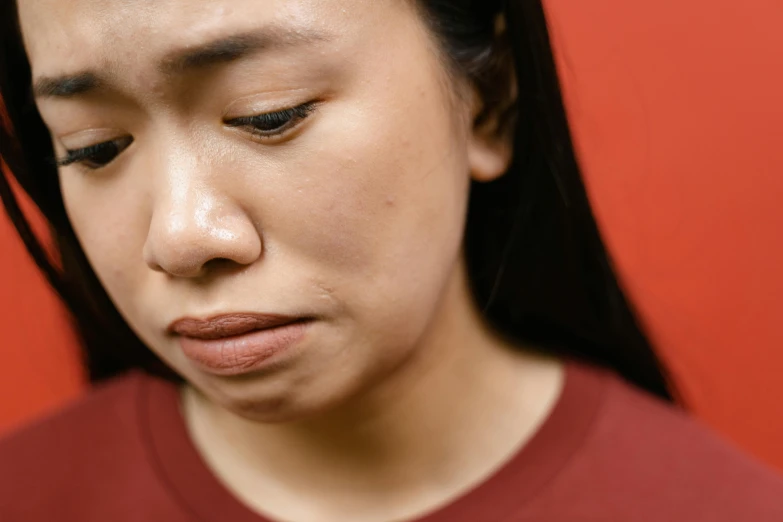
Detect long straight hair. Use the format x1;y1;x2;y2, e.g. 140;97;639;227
0;0;673;399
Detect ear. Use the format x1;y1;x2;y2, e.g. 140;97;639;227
466;12;516;183
466;15;516;183
467;125;513;183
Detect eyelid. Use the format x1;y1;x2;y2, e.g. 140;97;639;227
56;136;133;169
225;102;315;123
221;88;314;119
57;127;124;150
224;101;317;138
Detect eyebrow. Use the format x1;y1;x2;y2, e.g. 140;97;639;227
34;72;100;98
33;26;330;99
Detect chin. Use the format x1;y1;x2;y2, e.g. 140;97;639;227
176;329;417;424
190;368;364;424
222;395;305;424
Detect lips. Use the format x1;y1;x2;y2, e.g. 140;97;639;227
168;313;304;340
167;313;312;376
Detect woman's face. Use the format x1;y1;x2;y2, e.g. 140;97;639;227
20;0;508;419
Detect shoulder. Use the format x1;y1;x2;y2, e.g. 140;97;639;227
0;371;146;462
545;364;783;520
0;372;168;517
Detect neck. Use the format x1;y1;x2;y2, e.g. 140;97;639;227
182;262;563;522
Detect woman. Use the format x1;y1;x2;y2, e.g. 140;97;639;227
1;0;781;520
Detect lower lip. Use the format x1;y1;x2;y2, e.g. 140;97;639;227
178;321;311;376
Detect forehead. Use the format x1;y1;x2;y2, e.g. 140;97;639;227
17;0;388;77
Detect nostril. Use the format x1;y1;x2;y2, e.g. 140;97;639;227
203;257;237;272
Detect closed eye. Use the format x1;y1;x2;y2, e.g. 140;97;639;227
55;102;315;171
56;136;134;170
225;102;316;139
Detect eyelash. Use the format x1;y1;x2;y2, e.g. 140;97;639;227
56;102;317;171
225;102;316;138
56;137;134;170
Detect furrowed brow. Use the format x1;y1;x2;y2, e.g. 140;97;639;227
158;27;331;75
31;25;331;100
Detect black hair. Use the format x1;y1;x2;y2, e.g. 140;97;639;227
0;0;673;399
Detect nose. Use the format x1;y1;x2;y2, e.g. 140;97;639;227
143;178;263;278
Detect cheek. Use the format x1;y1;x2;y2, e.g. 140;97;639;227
59;172;151;309
265;94;471;323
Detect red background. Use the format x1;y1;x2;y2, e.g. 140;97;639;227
1;0;782;469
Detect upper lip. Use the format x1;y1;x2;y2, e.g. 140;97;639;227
167;313;305;340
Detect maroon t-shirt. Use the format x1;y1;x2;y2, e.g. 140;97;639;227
1;362;782;521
